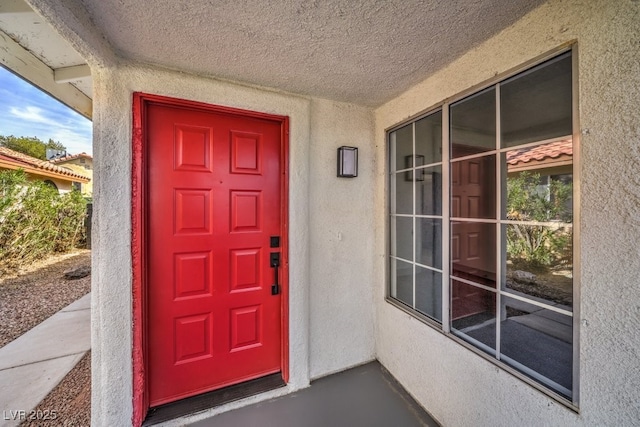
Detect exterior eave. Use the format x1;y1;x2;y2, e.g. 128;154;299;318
0;158;90;183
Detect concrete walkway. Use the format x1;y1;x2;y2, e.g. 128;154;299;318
0;293;91;427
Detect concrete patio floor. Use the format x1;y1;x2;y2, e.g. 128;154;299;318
187;361;440;427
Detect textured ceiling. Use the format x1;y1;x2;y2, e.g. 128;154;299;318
79;0;545;106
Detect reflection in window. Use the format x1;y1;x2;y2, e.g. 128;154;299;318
504;224;573;307
391;216;413;262
451;155;496;219
391;258;413;307
417;166;442;216
388;50;576;402
501;52;572;147
391;124;413;172
389;109;443;322
504;139;573;222
392;172;412;215
416;267;442;321
450;52;574;399
416;218;442;269
503;138;573;309
451;279;496;355
451;222;496;287
451;88;496;158
501;296;573;399
416;111;443;164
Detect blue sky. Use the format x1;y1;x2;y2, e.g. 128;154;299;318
0;66;92;155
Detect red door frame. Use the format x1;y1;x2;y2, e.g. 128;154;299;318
131;92;290;426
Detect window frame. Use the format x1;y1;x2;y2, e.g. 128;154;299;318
384;42;580;410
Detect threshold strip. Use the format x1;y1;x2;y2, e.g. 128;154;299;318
143;373;286;426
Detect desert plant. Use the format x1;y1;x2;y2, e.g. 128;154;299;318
0;170;87;275
506;171;572;270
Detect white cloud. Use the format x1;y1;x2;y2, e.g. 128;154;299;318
0;68;92;154
9;106;60;127
8;106;92;155
49;128;92;154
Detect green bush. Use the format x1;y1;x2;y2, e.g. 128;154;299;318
0;170;87;275
506;171;572;270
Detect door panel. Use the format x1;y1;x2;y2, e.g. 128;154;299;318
147;104;283;406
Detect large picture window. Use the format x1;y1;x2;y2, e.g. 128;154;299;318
388;50;577;404
390;111;444;322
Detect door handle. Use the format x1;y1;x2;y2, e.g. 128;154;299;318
270;252;280;295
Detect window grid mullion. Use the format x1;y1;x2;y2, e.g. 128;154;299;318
499;290;573;317
414;161;443;170
495;83;502;361
389;255;412;263
414;261;443;274
442;104;451;333
415;214;443;220
450;150;498;163
386;48;577;406
390;132;397;298
390;132;397;214
412;122;416;308
448;217;573;228
449;275;498;294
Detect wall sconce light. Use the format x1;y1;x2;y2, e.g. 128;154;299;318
405;155;425;182
337;146;358;178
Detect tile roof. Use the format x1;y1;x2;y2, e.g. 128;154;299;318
49;152;93;163
506;138;572;166
0;147;90;181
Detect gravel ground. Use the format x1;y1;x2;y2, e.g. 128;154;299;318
21;351;91;427
0;250;91;347
0;250;91;426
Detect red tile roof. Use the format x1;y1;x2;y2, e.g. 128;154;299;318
506;138;572;166
49;152;93;163
0;147;90;181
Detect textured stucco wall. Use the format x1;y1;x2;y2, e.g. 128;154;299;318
308;98;376;379
56;162;93;195
374;1;640;426
50;178;71;193
44;176;72;193
27;0;640;425
91;63;376;425
18;174;71;192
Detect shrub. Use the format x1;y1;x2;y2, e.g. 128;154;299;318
0;170;87;275
506;171;572;270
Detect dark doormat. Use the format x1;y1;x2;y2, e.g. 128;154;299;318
143;373;286;426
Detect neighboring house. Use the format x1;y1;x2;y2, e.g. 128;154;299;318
507;137;574;208
1;1;638;426
0;146;89;193
50;152;93;196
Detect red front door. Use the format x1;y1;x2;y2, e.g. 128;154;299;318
146;101;284;406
